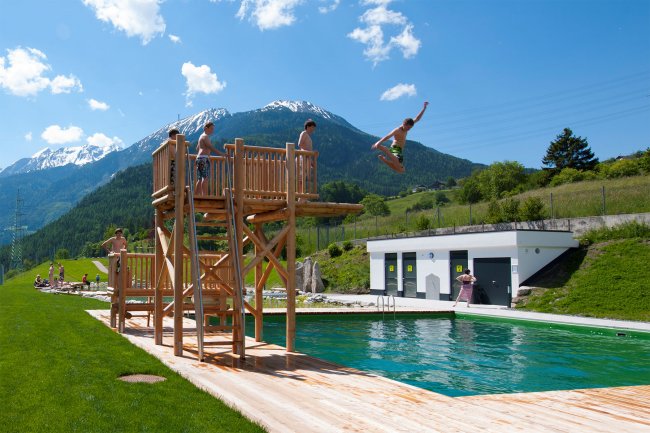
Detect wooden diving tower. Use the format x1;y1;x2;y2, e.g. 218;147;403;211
107;135;362;361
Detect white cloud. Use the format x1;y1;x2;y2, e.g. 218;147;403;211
380;83;416;101
181;62;226;106
88;98;110;110
390;24;420;59
25;132;33;141
87;132;124;148
348;0;421;65
82;0;166;45
50;74;83;94
0;47;82;97
168;34;181;44
41;125;84;145
237;0;303;30
318;0;339;13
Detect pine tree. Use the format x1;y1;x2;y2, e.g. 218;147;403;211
543;128;599;173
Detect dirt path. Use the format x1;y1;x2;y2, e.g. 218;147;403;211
92;260;108;273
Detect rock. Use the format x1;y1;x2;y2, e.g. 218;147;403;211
295;261;304;293
311;261;325;293
303;257;313;293
517;287;532;296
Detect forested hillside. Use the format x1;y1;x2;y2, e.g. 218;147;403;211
0;164;153;268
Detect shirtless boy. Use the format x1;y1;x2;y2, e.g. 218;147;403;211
195;121;225;196
297;119;316;151
102;228;128;254
371;102;429;173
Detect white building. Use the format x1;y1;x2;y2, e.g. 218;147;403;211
367;230;579;306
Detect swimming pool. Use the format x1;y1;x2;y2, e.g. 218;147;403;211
246;313;650;397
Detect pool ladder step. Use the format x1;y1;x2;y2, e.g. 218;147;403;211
376;295;396;319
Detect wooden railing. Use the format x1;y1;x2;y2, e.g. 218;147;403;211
107;250;237;331
152;139;319;201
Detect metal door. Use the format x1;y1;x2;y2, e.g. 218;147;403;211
449;250;468;301
473;258;512;306
402;252;417;298
384;253;398;296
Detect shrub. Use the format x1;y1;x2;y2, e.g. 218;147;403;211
501;198;520;222
342;240;354;251
605;159;640;179
485;200;503;224
414;214;431;230
328;243;342;258
520;196;546;221
581;221;650;244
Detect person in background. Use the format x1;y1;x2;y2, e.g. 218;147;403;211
453;269;477;308
48;262;55;288
58;263;65;287
82;273;91;287
102;228;128;273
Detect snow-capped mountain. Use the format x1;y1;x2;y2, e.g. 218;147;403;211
0;142;122;177
131;108;230;153
260;100;357;130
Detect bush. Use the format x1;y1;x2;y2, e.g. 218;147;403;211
520;196;546;221
342;241;354;251
549;168;597;186
501;198;520;222
604;159;640;179
414;214;431;230
328;243;342;258
485;200;503;224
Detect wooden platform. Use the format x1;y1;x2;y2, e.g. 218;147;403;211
88;310;650;433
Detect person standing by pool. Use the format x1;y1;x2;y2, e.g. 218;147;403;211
453;269;477;308
48;262;55;288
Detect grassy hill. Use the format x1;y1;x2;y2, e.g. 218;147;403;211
517;222;650;322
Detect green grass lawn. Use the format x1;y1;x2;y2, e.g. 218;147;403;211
520;237;650;322
0;259;265;433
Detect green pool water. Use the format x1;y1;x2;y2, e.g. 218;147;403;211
245;313;650;397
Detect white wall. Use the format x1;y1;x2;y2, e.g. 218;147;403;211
368;231;578;300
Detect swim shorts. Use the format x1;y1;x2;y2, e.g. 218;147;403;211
390;146;404;164
196;156;210;180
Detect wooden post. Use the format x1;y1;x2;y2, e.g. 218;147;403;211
154;208;164;345
173;134;186;356
118;249;128;333
234;138;246;357
286;142;297;352
254;223;264;342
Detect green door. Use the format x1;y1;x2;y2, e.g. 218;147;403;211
402;252;417;298
450;250;468;301
384;253;398;296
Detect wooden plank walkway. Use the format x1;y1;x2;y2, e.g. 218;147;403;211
87;310;650;433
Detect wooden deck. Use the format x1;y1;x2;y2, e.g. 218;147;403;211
88;309;650;433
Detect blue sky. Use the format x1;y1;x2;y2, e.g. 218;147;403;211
0;0;648;170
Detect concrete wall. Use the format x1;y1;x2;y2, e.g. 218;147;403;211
354;212;650;247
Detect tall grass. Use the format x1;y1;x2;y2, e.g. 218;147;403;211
296;175;650;254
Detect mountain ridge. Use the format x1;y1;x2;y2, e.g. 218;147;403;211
0;100;483;245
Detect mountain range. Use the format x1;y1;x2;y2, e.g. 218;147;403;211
0;100;483;246
0;142;121;177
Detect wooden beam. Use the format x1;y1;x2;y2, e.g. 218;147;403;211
286;142;296;352
173;134;186;356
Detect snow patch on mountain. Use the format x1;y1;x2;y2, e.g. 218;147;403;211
132;108;230;153
0;142;122;177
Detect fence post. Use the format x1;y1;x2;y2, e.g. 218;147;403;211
437;206;441;228
601;186;606;215
550;192;554;219
317;225;320;250
469;204;473;225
